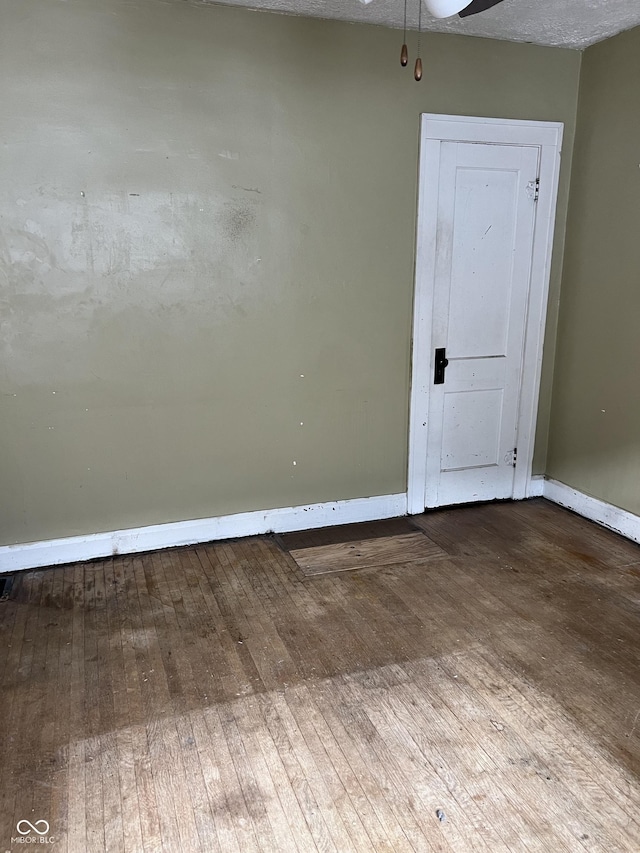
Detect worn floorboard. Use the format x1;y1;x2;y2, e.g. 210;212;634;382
289;532;446;576
1;498;639;851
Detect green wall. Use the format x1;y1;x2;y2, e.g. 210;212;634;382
547;26;640;515
0;0;580;545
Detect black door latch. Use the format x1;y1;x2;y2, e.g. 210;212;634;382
434;347;449;385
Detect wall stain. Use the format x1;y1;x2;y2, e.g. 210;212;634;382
0;229;56;292
219;201;257;242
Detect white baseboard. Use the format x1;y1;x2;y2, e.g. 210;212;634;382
4;479;637;575
0;493;407;574
543;478;640;545
528;475;545;498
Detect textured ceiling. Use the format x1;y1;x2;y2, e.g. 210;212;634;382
210;0;640;49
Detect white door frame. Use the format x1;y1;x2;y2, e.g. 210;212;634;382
407;114;563;515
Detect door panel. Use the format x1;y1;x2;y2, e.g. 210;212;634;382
441;388;504;471
447;168;517;357
425;141;539;507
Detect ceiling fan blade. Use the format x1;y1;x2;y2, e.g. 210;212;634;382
458;0;505;18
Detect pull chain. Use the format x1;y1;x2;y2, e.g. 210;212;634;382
400;0;408;66
414;0;423;81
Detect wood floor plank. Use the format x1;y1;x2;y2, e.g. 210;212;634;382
181;548;238;703
169;552;240;853
353;679;508;853
250;539;339;683
132;554;189;853
389;661;585;852
218;538;298;692
293;682;400;852
300;683;418;853
257;691;344;853
122;557;166;853
232;700;305;853
66;564;87;853
12;570;51;842
210;539;358;851
218;704;283;852
37;564;69;847
348;663;513;852
155;551;221;853
83;563;107;853
325;685;443;853
104;558;145;853
145;551;204;853
195;544;264;698
438;555;640;777
281;685;380;852
47;566;74;853
188;709;240;853
94;559;125;853
202;702;262;853
444;649;640;852
243;703;321;852
127;726;163;853
0;572;20;688
110;556;162;853
0;571;37;844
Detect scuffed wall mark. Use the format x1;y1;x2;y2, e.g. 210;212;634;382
218;150;239;160
2;190;264;283
0;228;57;292
67;191;195;277
0;189;268;385
80;193;95;275
232;185;261;194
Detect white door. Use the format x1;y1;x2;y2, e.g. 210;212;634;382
426;141;539;507
408;116;563;514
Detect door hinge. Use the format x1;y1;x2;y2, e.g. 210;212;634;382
526;179;540;202
513;447;517;468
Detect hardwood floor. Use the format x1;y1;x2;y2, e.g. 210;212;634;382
1;498;639;851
